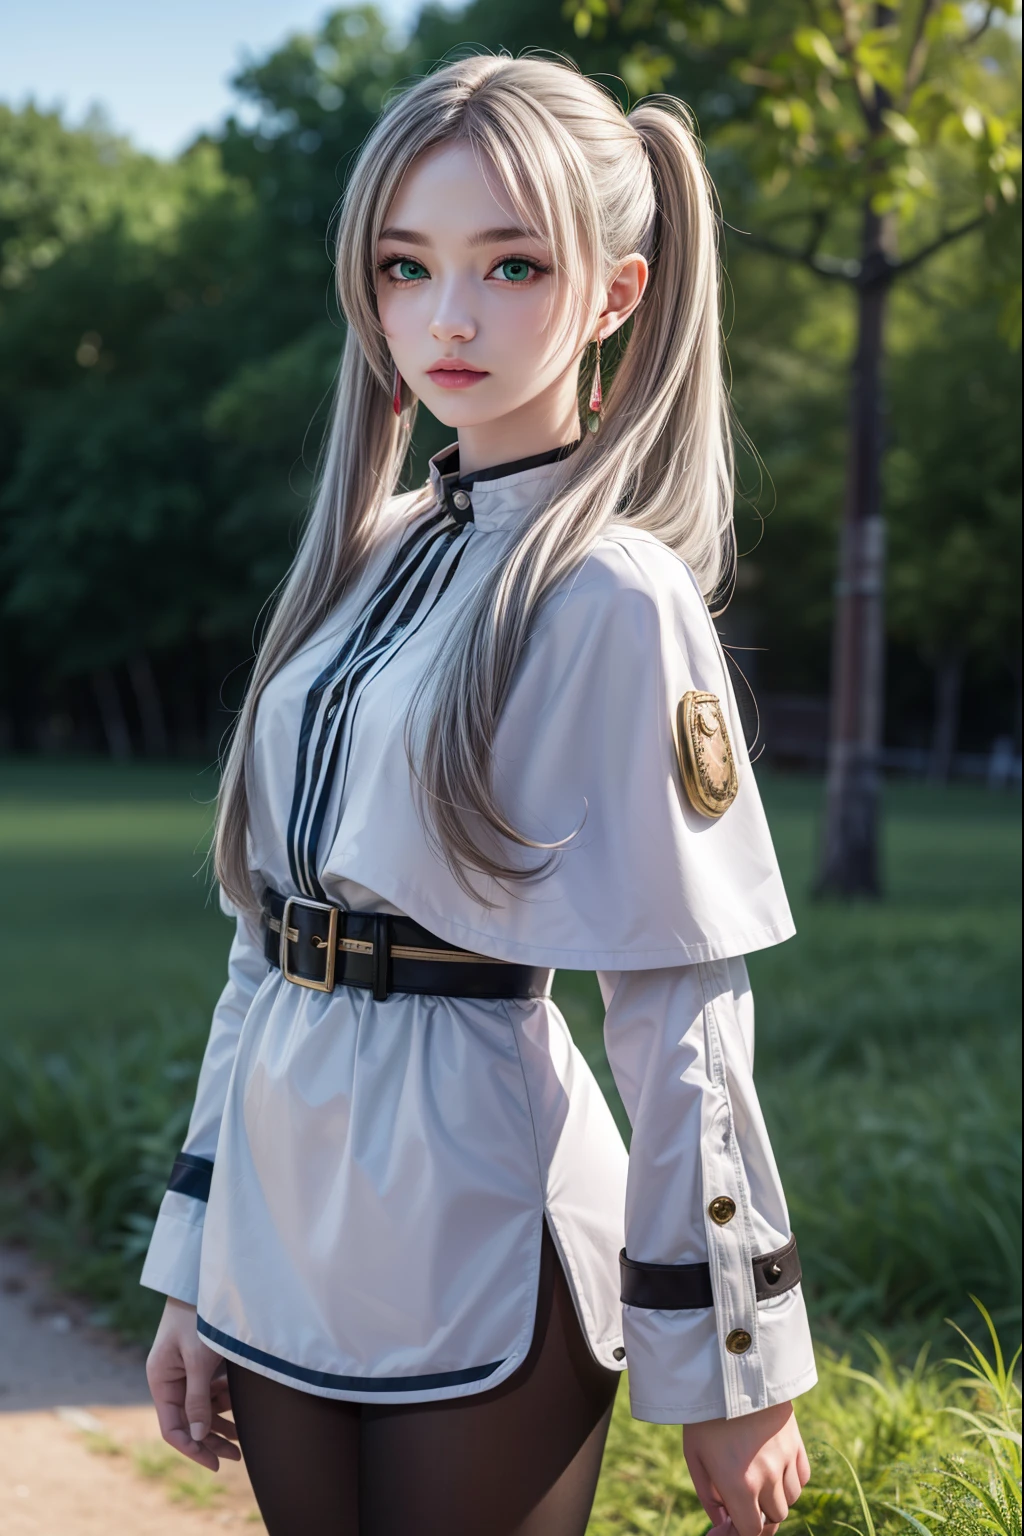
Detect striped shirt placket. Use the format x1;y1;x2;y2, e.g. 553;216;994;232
287;507;471;898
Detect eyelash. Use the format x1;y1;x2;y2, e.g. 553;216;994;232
376;254;551;287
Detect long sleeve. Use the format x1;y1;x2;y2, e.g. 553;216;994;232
600;956;816;1424
140;898;270;1305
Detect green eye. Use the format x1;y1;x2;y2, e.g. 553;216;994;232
395;259;427;281
496;259;533;282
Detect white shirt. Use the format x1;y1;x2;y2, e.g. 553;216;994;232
141;445;817;1423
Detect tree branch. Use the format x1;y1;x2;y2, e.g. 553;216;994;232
962;3;996;47
727;224;859;281
834;0;880;129
900;0;943;109
894;211;989;275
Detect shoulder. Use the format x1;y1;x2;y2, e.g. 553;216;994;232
543;524;712;643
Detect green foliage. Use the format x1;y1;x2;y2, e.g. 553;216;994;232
589;1307;1022;1533
570;0;1023;258
0;1018;205;1337
0;3;1019;755
885;289;1021;671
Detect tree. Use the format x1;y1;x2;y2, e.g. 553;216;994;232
568;0;1021;893
886;289;1021;776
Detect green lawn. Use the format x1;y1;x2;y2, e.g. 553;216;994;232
0;759;1019;1533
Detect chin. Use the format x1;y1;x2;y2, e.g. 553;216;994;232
419;394;503;430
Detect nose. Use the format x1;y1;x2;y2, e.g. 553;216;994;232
429;277;477;345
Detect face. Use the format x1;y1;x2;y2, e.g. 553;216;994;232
375;141;576;439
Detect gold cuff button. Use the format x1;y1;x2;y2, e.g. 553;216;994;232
708;1196;736;1225
725;1328;752;1355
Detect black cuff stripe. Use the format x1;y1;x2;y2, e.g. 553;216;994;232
620;1234;801;1310
167;1153;214;1203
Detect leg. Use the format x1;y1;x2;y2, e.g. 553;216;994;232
226;1359;361;1535
360;1224;619;1536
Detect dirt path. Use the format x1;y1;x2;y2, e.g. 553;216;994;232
0;1245;262;1532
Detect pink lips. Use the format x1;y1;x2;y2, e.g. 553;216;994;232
427;361;489;390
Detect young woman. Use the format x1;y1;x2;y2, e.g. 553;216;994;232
143;54;816;1536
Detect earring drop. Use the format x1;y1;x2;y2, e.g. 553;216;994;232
392;363;403;417
586;336;602;434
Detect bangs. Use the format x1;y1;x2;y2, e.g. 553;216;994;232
461;95;600;357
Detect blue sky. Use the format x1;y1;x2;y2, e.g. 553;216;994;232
2;0;423;158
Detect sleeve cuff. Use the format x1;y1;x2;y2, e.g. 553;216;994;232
139;1195;206;1306
622;1286;818;1425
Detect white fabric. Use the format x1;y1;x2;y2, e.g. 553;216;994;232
141;446;815;1419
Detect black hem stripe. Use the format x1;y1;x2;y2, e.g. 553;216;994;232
197;1316;504;1393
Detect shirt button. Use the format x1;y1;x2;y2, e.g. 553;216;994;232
726;1328;753;1355
452;490;471;511
708;1196;736;1225
612;1346;626;1361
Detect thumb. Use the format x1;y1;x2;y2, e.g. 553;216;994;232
183;1348;217;1442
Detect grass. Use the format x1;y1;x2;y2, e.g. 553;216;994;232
589;1301;1022;1535
0;758;1020;1530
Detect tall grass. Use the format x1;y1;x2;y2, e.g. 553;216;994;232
589;1303;1022;1534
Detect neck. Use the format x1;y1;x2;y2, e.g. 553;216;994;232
455;371;581;477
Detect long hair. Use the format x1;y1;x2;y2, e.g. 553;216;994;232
215;54;735;912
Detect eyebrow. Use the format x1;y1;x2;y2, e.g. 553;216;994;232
378;224;541;248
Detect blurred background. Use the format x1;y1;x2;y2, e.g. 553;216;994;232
0;3;1020;1532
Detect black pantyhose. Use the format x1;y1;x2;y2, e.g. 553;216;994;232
226;1225;619;1536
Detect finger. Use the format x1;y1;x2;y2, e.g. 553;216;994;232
163;1423;223;1472
782;1458;803;1508
151;1391;188;1449
200;1431;242;1463
759;1479;789;1524
796;1441;811;1486
724;1483;766;1536
184;1350;218;1443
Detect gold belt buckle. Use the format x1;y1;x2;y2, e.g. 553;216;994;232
280;896;338;992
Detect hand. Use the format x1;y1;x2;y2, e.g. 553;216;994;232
146;1296;241;1472
683;1400;810;1535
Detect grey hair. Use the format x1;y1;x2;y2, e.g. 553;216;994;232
215;54;734;911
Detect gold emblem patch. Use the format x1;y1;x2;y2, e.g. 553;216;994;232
676;691;739;818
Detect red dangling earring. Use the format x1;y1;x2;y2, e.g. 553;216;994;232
392;363;403;417
586;335;602;434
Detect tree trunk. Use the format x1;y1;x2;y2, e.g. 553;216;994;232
127;653;170;758
91;667;133;760
816;203;892;899
928;651;964;782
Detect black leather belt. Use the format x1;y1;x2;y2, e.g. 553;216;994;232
620;1233;801;1309
263;889;551;1003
